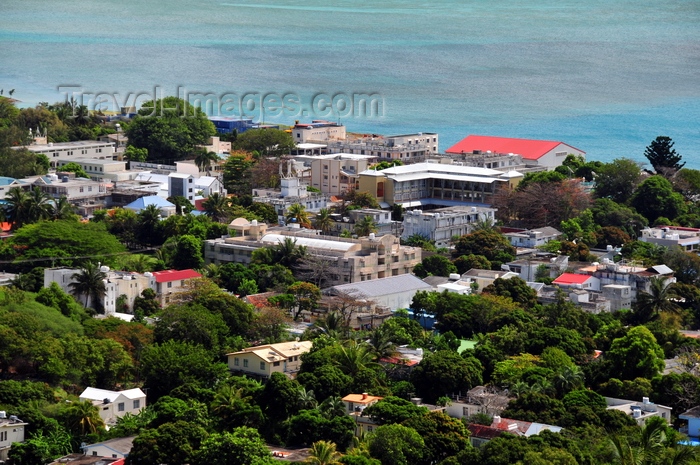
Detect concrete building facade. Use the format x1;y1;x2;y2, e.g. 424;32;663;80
401;206;497;248
310;154;375;196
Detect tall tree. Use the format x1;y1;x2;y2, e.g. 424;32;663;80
234;128;295;156
314;208;334;235
69;262;107;312
286;203;311;227
634;276;680;321
194;149;219;174
630;176;686;223
644;136;684;172
202;193;232;223
594;158;643;204
307;440;342;465
354;216;378;237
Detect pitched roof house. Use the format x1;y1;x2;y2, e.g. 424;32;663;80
78;388;146;425
226;341;313;378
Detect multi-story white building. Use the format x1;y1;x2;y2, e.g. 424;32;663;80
205;219;421;286
504;227;563;249
30;174;110;217
291;121;346;143
0;413;27;462
14;141;117;168
639;226;700;252
446;135;585;170
79;387;146;426
327;133;438;163
358;162;523;208
44;267;150;314
310;154;375;196
401;206;497;248
56;158;132;182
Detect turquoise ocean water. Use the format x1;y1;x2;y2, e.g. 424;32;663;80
1;0;699;166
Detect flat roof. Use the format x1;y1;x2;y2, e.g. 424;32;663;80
260;233;359;252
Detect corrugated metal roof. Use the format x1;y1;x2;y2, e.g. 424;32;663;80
332;274;431;298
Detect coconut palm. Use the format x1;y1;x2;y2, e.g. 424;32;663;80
272;237;307;268
635;276;680;321
555;365;584;395
4;186;30;229
69;262;107;312
50;196;76;220
313;208;334;235
354;215;377;237
286;203;311;227
609;419;667;465
136;204;162;246
307;440;342;465
509;381;531;398
312;311;346;339
66;400;105;436
367;326;398;360
195;150;219;174
319;396;346;419
202;192;231;223
335;340;379;377
298;387;318;409
26;187;52;223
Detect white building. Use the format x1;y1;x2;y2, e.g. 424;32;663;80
0;413;27;461
606;396;671;426
83;437;135;459
401;206;497;248
639;226;700;252
44;267;150;314
56;158;133;183
79;388;146;426
328;274;432;312
14;141;117;168
292;121;346;143
504;227;563;249
327;133;439;162
168;173;196;202
446;135;585;170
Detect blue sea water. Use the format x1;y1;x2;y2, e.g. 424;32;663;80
1;0;699;166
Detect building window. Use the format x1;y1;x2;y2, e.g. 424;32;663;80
260;361;266;370
92;452;97;456
234;357;240;366
167;282;172;288
273;361;280;367
133;400;140;409
118;403;125;412
243;359;249;368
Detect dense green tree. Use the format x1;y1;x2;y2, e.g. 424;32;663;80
154;303;229;351
127;420;208;465
285;409;355;450
411;350;483;402
140;340;229;400
413;254;457;278
368;424;424;465
453;254;491;274
453;229;515;269
126;97;216;163
482;277;538;309
403;411;472;465
192;427;275;465
3;220;126;273
222;153;254;196
363;396;428;425
123;145;148;162
234;128;295;156
630;176;686;223
594;158;643;203
644;135;684;172
606;326;665;381
169;234;204;270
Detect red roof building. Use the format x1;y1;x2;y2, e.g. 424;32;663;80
149;269;202;306
151;269;202;283
552;272;600;290
446;135;585;169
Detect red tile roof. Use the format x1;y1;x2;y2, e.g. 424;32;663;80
467;424;504;440
379;356;420;367
152;269;202;283
553;273;593;285
446;135;583;160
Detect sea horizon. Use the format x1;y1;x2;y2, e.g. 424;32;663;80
1;0;699;168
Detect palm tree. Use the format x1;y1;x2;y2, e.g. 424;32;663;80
312;311;346;339
286;203;311;227
195;150;219;174
367;326;398;360
635;276;680;320
609;419;667;465
66;400;105;436
319;396;346;419
4;186;30;229
555;365;584;395
202;193;231;223
509;381;531;397
69;262;107;312
354;216;377;237
50;196;76;220
26;187;52;223
136;204;162;245
531;378;555;396
335;340;379;377
298;387;318;409
313;208;333;235
273;237;307;268
306;440;342;465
